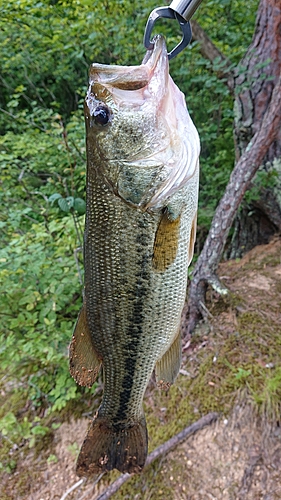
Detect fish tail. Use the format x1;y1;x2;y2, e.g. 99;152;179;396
76;414;148;476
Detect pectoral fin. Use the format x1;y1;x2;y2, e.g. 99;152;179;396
155;329;182;389
188;212;197;266
152;210;180;272
69;305;102;388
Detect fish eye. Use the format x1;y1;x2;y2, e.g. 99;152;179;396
93;104;111;126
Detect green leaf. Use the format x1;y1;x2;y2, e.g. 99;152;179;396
73;197;86;215
66;196;74;209
57;197;70;212
49;193;62;205
31;425;49;436
47;454;58;464
235;368;251;380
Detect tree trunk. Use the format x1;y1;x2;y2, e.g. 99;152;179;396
184;0;281;335
184;74;281;336
229;0;281;256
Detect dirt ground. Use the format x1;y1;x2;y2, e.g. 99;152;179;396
2;237;281;500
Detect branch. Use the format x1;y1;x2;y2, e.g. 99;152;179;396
60;473;104;500
185;74;281;335
96;412;219;500
191;20;234;91
59;478;84;500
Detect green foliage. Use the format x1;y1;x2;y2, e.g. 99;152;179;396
0;217;82;411
0;456;17;474
0;212;99;447
0;0;260;450
244;166;279;204
234;367;251;380
250;366;281;413
47;454;58;464
49;193;86;214
0;0;259;230
0;413;50;448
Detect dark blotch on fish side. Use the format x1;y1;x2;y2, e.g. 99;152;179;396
114;233;150;424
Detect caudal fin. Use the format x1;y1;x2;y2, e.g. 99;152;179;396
76;415;148;476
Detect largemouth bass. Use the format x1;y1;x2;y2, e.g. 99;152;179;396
70;35;200;477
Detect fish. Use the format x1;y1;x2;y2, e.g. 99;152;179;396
69;34;200;477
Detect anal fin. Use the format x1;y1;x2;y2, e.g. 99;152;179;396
69;305;102;388
153;210;180;272
155;329;182;389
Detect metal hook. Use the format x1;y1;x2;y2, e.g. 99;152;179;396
143;0;203;59
143;7;192;60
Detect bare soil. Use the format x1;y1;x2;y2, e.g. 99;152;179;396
2;237;281;500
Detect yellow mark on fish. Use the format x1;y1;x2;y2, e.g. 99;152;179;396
152;210;181;272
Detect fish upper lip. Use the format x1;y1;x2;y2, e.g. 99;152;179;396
89;35;168;92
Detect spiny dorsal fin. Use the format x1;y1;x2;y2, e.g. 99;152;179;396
188;212;197;266
155;328;182;389
152;210;181;272
69;305;102;388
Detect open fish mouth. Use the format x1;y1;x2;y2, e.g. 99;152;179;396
88;35;168;104
86;34;200;210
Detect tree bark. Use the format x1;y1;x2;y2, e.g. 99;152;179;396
230;0;281;255
191;0;281;257
184;0;281;334
234;0;281;162
185;74;281;336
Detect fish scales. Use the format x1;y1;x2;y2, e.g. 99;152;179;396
70;35;200;476
85;174;194;418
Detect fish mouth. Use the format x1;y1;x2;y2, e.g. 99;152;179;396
88;35;168;99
